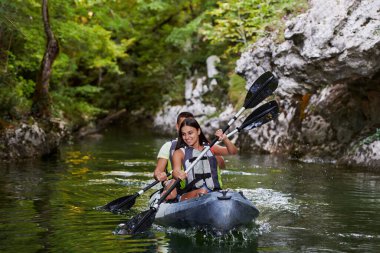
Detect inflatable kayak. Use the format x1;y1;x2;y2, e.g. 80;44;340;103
149;190;259;232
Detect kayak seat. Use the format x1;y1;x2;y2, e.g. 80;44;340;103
217;190;232;200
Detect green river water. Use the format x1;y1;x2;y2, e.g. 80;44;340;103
0;126;379;253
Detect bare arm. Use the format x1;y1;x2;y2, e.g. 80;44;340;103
153;158;168;182
213;129;238;156
153;141;172;181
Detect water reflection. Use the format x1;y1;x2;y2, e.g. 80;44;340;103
162;228;260;253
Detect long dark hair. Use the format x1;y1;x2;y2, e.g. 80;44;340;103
175;118;209;149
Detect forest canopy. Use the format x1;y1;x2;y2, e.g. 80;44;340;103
0;0;307;129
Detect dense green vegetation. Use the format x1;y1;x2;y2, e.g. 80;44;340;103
0;0;307;130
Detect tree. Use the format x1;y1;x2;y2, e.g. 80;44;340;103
31;0;59;118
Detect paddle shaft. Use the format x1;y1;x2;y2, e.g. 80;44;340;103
220;72;276;135
222;107;246;132
219;74;275;138
219;105;279;143
112;174;163;211
138;179;160;195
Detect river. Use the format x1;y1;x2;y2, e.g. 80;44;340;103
0;126;379;252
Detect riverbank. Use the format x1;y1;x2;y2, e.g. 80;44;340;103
0;118;68;160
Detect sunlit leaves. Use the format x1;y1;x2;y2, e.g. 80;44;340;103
166;15;204;49
199;0;308;53
136;0;171;11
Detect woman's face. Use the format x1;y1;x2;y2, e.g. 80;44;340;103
181;125;200;147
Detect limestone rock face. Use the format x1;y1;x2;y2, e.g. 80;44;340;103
153;55;234;137
236;0;380;167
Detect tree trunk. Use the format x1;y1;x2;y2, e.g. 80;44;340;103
31;0;59;119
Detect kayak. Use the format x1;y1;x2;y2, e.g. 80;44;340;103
149;190;259;232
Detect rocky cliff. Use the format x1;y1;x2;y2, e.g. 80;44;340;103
154;0;380;168
236;0;380;167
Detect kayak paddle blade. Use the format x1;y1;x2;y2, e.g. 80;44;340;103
240;100;279;130
114;208;157;235
102;180;161;213
244;72;278;109
102;194;136;213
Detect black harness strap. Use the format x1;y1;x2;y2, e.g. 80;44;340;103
189;156;208;163
178;173;212;194
194;173;211;179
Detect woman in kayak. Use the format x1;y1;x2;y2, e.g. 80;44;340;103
154;113;227;201
172;118;238;201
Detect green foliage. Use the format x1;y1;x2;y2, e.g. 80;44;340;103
0;73;31;120
66;85;103;97
0;0;44;77
166;15;204;49
360;129;380;145
51;87;106;128
199;0;308;54
1;0;308;128
16;76;36;99
166;74;187;106
1;0;130;125
57;22;129;73
137;0;172;11
228;73;246;108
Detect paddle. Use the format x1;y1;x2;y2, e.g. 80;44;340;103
115;100;279;235
101;180;161;213
221;71;278;133
102;71;278;213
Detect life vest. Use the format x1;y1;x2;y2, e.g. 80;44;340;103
180;145;222;191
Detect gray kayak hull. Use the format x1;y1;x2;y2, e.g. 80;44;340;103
149;190;259;231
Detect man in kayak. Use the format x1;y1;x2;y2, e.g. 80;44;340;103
172;118;237;201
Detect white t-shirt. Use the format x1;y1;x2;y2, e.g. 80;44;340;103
157;141;172;160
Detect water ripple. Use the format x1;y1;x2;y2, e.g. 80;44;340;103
221;170;265;176
102;171;153;177
237;187;300;214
